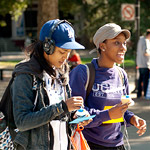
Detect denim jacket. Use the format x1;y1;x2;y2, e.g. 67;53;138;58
11;56;71;150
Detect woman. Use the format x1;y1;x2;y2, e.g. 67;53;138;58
11;19;91;150
69;23;147;150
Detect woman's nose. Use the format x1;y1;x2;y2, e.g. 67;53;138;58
121;44;127;52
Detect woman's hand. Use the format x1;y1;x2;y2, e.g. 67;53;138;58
74;109;93;126
65;96;84;112
108;102;129;119
130;115;146;136
79;119;93;127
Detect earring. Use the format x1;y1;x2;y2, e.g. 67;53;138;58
102;49;105;51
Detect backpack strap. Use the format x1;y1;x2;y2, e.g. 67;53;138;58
116;66;125;95
85;63;95;100
116;66;125;86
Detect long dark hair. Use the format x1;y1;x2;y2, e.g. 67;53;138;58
25;40;69;85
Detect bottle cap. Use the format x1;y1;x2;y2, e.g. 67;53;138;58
78;108;84;112
126;95;130;98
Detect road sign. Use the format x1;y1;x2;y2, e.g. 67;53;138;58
121;4;135;21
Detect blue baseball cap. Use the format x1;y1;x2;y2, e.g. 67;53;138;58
39;19;85;49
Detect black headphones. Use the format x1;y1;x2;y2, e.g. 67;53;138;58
43;20;72;55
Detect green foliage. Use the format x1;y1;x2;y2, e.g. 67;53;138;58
1;0;150;58
140;1;150;34
0;0;31;26
60;0;150;57
81;57;93;64
0;20;6;27
64;0;136;40
120;59;135;68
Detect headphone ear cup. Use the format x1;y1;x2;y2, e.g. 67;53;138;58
48;40;55;55
43;39;55;55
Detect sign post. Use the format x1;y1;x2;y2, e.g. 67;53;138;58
121;4;135;21
121;2;140;94
134;0;140;93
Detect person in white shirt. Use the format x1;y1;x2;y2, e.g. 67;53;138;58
136;29;150;98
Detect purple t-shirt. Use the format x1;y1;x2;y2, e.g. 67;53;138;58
69;58;134;147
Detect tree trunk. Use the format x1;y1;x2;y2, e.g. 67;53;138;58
37;0;59;39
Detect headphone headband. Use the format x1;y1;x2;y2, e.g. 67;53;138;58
49;19;72;40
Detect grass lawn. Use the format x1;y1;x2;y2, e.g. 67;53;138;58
0;58;135;68
81;58;135;68
0;61;19;67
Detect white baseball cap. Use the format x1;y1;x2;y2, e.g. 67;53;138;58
93;23;131;49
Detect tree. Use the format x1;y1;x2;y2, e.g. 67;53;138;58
37;0;58;38
1;0;150;51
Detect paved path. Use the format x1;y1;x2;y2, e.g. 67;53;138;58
0;56;150;150
0;52;26;61
126;97;150;150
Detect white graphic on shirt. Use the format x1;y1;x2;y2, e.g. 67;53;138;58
92;83;125;99
43;71;65;105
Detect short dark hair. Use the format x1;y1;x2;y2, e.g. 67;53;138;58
98;48;101;54
146;29;150;35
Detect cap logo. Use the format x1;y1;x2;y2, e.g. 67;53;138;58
66;27;74;38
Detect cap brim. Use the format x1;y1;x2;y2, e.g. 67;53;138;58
108;29;130;40
55;41;85;49
121;29;130;39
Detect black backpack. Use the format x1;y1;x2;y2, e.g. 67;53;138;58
0;74;38;142
85;63;95;99
0;76;17;139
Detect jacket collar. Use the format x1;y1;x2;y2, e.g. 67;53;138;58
13;55;43;80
